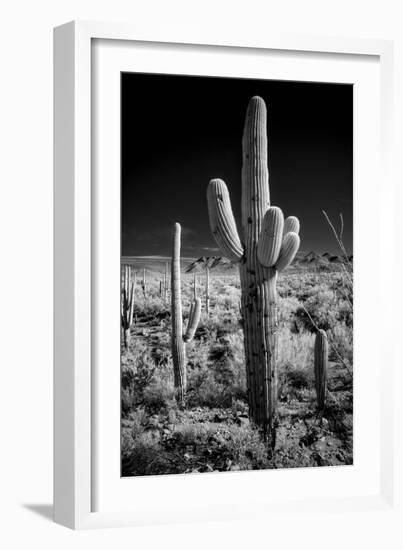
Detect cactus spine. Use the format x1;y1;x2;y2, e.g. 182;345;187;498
171;223;202;404
314;329;328;410
207;96;300;442
121;265;135;349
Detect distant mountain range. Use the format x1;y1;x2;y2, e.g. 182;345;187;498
185;256;233;273
294;251;353;268
122;251;352;274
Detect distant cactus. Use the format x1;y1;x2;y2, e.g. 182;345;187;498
314;329;328;409
171;223;202;404
207;96;300;443
121;265;135;349
164;261;169;302
185;256;226;316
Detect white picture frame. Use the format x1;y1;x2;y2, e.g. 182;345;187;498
54;20;396;530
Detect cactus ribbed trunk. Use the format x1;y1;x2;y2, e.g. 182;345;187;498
171;223;186;403
240;97;277;440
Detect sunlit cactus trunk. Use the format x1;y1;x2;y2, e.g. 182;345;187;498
171;224;185;402
239;97;276;437
171;223;202;405
207;96;300;444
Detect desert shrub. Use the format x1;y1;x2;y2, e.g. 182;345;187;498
219;425;270;470
278;295;301;327
121;429;135;460
231;398;249;415
168;420;270;471
190;377;232;408
295;289;351;333
135;298;169;323
278;362;315;403
277;326;315;371
122;412;271;477
197;311;240;340
121;432;176;476
128;406;148;438
214;283;241;311
287;367;311;389
121;343;157;416
187;330;246;407
142;377;176;412
186;338;210;371
186;362;231;408
328;321;353;368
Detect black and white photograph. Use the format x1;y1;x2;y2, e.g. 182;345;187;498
120;72;353;476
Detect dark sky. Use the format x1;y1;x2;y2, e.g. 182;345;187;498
121;73;353;257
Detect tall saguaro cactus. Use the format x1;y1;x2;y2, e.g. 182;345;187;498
207;96;300;442
314;329;328;410
171;223;202;404
121;265;135;349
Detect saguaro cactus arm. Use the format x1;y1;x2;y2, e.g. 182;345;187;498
207;178;244;262
275;232;300;272
257;206;284;267
284;215;300;235
184;298;201;342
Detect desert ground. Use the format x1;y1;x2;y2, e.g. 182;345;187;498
121;253;353;476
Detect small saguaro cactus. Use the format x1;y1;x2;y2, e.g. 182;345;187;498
171;223;202;404
121;265;135;349
205;264;210;315
314;329;328;410
141;268;147;298
164;261;169;302
207;96;300;442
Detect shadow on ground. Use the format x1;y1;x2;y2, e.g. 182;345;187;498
23;504;53;522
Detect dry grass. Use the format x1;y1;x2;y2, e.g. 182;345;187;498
121;265;353;475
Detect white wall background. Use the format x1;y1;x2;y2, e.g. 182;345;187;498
0;0;401;547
